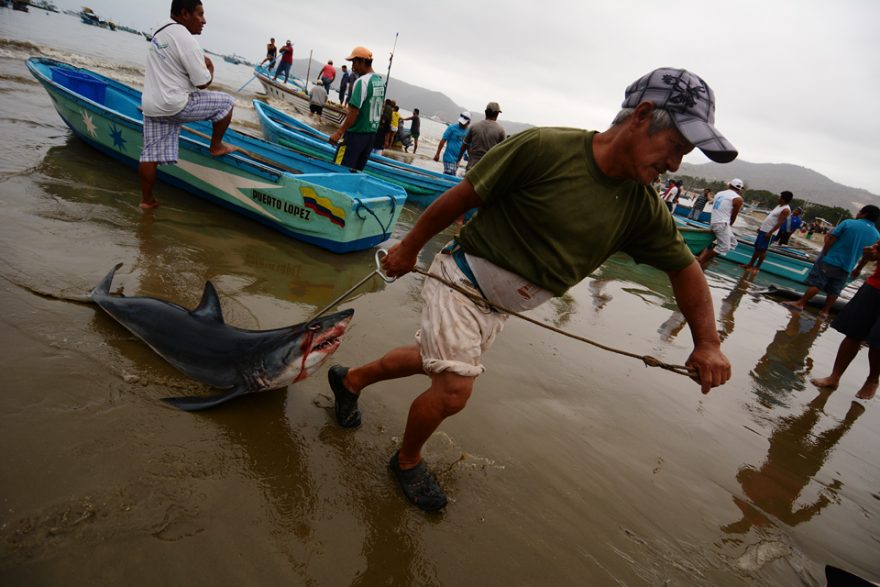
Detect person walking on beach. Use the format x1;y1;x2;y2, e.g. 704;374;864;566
434;111;470;175
460;101;506;171
742;191;793;271
327;67;737;511
273;40;293;83
337;64;350;104
696;179;744;268
402;108;421;153
688;188;711;220
329;46;385;171
319;59;336;93
138;0;236;210
783;205;880;317
259;37;277;70
308;79;328;120
776;207;804;245
811;241;880;399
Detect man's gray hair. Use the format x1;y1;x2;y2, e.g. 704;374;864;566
611;107;675;135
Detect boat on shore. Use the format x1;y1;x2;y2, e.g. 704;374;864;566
254;100;458;206
674;216;814;284
27;57;406;254
253;66;346;126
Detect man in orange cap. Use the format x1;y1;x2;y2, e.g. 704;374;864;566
329;46;385;171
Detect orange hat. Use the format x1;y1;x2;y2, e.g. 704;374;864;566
346;46;372;60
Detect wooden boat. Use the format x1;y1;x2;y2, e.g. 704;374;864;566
27;57;407;254
253;66;346;126
674;216;814;284
254;100;459;207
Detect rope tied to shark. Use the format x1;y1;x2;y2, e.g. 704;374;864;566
311;250;698;379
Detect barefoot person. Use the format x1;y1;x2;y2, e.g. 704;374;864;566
783;205;880;317
696;178;744;268
328;68;737;511
811;241;880;399
741;191;793;271
139;0;236;209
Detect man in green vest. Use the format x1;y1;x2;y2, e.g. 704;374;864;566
329;46;385;171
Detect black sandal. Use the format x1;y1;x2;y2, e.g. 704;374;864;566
328;365;361;428
389;451;448;511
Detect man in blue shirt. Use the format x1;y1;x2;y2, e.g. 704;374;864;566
784;205;880;317
434;111;470;175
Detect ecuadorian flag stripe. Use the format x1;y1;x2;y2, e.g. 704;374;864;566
301;187;345;227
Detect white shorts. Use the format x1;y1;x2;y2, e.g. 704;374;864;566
710;222;738;255
415;253;508;377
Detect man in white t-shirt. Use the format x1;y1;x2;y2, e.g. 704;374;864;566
138;0;236;209
696;178;745;268
742;191;793;271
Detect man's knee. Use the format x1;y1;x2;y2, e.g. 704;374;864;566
434;372;474;417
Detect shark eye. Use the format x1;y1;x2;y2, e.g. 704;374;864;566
308;323;322;332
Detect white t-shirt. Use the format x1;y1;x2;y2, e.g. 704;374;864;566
142;19;211;117
710;189;741;225
759;204;790;233
663;186;679;202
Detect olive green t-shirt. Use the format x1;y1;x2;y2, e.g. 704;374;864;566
458;127;694;296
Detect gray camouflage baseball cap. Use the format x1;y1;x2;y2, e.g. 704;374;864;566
622;67;738;163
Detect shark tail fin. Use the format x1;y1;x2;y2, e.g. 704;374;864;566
162;386;248;411
90;263;124;299
191;281;225;323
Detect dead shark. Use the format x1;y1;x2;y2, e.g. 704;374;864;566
90;263;353;411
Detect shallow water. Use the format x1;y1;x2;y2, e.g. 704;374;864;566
2;10;879;586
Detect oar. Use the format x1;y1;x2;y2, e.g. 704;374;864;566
268;112;455;182
236;75;256;93
181;126;302;175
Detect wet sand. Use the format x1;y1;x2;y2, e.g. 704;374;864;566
2;12;880;586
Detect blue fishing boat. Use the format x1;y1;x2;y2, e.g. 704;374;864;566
673;216;814;284
254;100;459;207
27;57;406;254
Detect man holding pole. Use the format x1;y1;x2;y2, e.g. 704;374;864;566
328;67;737;511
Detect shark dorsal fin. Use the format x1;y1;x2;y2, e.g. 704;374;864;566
191;281;225;323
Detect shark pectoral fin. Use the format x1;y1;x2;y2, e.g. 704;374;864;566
161;385;248;411
190;281;225;323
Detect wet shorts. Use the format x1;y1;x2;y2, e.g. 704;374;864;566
831;282;880;348
140;90;234;164
710;222;738;255
415;252;508;377
806;260;849;296
754;230;772;251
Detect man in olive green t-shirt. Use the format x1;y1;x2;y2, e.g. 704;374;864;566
328;68;739;511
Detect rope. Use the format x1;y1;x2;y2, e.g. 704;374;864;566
412;267;697;378
354;196;395;242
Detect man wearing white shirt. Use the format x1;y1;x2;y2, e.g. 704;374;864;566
139;0;236;209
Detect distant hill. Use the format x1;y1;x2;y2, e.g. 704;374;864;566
674;160;880;212
284;58;532;135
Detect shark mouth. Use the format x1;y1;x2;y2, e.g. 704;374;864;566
292;313;352;382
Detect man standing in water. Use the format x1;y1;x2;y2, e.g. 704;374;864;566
741;190;793;271
460;101;506;171
139;0;235;209
329;46;385;172
696;179;744;268
328;68;737;511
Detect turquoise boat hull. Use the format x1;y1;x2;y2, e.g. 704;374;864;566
27;58;406;254
673;216;813;284
254;100;458;207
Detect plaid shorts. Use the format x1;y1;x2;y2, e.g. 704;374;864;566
140;91;234;164
443;161;458;175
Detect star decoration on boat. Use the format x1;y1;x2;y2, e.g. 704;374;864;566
80;109;97;137
109;124;126;151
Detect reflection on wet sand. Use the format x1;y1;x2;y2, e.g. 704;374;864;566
718;271;755;341
723;389;865;534
751;313;826;407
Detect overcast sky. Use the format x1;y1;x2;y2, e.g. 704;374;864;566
57;0;880;194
